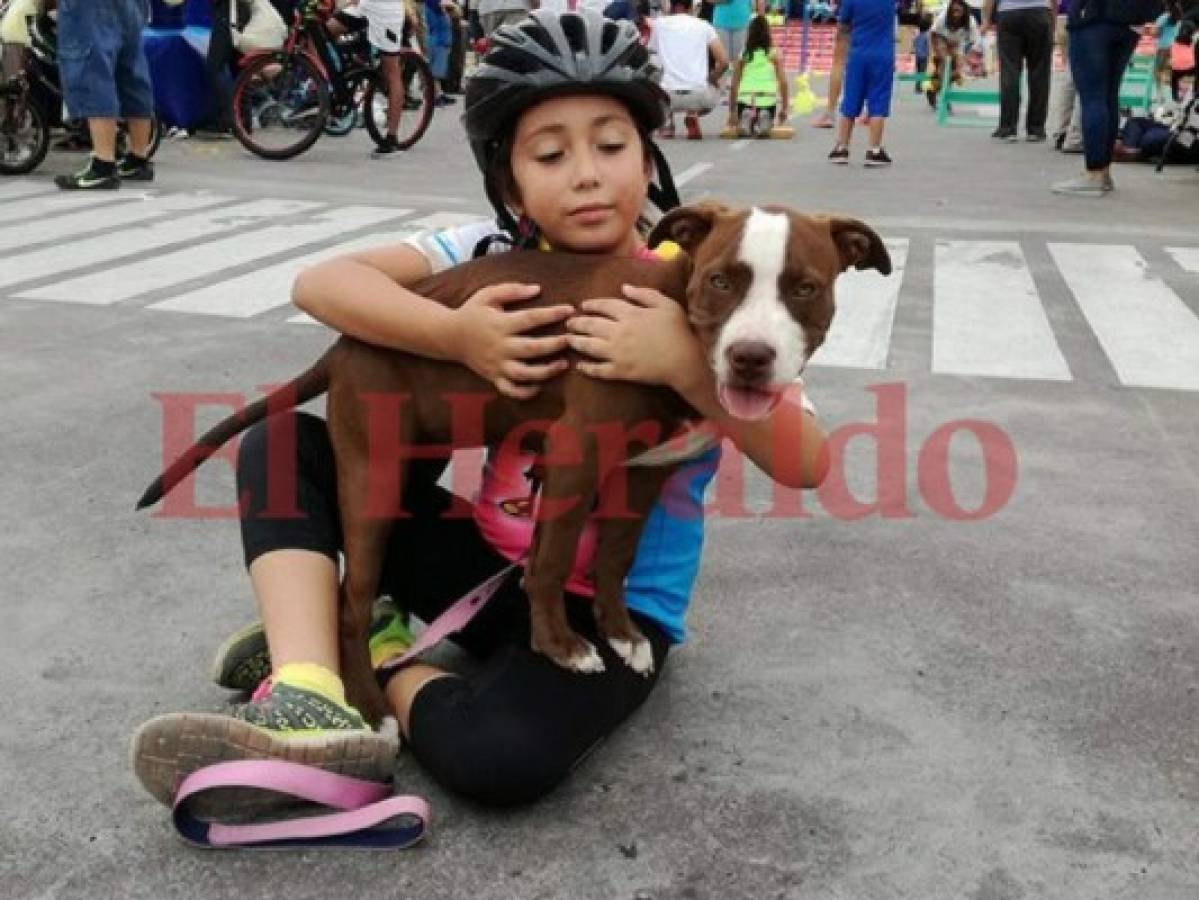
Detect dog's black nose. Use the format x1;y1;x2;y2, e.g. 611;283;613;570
727;341;777;380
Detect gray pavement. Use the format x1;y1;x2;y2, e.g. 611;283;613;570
1;75;1198;900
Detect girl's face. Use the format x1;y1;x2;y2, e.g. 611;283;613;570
508;95;652;256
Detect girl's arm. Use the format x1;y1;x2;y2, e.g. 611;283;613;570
294;243;574;399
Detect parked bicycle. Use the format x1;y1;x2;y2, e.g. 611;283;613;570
0;3;161;176
231;0;435;160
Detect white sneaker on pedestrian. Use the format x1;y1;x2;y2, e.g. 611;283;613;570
1051;175;1108;196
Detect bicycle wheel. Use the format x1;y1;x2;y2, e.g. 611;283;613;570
0;86;50;176
363;50;434;151
232;52;330;160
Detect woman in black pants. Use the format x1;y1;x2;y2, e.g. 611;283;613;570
983;0;1055;141
1052;0;1150;196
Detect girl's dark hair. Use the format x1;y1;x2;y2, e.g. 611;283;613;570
1178;21;1195;42
945;0;969;28
744;14;772;59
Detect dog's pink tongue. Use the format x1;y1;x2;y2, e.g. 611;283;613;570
718;385;781;421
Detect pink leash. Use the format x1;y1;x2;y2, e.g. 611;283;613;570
172;564;519;850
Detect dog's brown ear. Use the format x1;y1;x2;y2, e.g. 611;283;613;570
828;217;891;276
648;203;727;254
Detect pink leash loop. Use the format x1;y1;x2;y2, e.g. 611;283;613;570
171;563;519;849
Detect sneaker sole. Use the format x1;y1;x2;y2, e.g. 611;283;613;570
828;157;849;165
209;621;269;692
131;713;399;818
864;160;892;167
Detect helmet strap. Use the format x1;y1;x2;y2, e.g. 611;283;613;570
646;139;681;214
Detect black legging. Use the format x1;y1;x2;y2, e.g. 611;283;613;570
996;6;1054;135
236;412;671;807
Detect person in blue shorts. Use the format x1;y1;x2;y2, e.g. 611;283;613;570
53;0;156;190
827;0;896;167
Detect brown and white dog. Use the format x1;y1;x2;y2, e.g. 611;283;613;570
138;202;890;727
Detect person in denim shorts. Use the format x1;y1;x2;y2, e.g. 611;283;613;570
54;0;156;190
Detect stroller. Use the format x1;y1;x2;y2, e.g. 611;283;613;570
0;0;161;175
1155;94;1199;172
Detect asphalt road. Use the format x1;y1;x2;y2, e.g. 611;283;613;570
2;77;1198;899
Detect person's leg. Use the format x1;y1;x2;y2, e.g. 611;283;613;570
1101;30;1140;167
381;52;405;136
867;115;886;147
55;0;122;187
131;413;403;812
114;1;155;164
1054;23;1121;194
864;54;893;161
1053;21;1074;141
389;600;672;807
86;118;119;162
832;52;865;155
1024;8;1054;137
995;13;1022;134
204;0;236;132
1067;25;1110;172
814;32;847;126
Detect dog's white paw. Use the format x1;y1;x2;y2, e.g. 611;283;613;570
610;637;655;677
568;641;606;674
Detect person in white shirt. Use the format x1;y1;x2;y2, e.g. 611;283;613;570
647;0;729;138
928;0;981;99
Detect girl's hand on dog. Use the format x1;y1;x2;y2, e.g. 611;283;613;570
451;282;574;400
566;285;706;393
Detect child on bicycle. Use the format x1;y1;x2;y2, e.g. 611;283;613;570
132;8;829;812
328;0;410;156
726;14;788;137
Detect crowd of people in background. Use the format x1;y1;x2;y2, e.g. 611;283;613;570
4;0;1199;189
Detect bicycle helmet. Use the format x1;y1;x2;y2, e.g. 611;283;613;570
463;9;679;241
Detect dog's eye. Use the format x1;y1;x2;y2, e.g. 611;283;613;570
792;282;818;301
708;273;732;291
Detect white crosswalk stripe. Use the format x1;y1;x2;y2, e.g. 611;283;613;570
19;205;409;306
810;238;908;371
0;191;226;254
1050;243;1199;392
0;190;132;226
151;226;417;318
0;198;316;291
933;241;1071;381
3;189;1199;393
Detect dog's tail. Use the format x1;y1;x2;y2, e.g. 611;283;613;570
135;348;334;511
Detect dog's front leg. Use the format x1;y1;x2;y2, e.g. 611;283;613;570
525;454;605;674
592;463;678;676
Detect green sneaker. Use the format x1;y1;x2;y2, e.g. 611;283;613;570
131;682;399;817
210;598;413;692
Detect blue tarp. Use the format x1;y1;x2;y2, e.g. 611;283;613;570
144;1;220;128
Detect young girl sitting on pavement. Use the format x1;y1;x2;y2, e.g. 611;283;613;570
132;8;829;814
727;14;789;136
